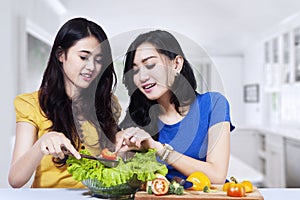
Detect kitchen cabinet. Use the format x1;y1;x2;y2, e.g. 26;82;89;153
263;28;296;91
231;128;287;188
263;134;286;188
230;129;264;174
294;27;300;82
285;139;300;187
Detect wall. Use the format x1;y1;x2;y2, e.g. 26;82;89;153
211;56;245;127
0;0;16;188
243;43;265;126
0;0;61;187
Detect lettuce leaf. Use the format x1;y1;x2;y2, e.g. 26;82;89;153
67;148;168;187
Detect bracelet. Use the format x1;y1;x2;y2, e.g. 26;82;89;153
160;143;174;162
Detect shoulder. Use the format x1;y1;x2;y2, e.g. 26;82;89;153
198;92;225;99
14;91;39;107
14;91;41;126
197;92;228;103
195;92;230;112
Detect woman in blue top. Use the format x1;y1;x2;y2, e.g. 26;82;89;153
116;30;235;184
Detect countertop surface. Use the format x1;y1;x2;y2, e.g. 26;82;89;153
1;188;300;200
237;124;300;142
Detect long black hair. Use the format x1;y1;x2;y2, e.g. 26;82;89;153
121;30;197;137
39;18;118;164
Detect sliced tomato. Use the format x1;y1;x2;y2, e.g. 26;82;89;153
151;178;169;196
100;148;117;160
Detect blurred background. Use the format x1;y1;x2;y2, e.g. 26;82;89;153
1;0;300;188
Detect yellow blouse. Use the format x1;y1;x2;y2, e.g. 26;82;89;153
14;91;121;188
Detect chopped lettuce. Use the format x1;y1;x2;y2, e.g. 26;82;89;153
67;148;168;187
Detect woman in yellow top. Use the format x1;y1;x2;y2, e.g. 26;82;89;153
8;18;121;188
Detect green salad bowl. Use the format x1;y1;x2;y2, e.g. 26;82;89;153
82;175;143;199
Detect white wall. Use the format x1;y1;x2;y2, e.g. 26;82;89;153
0;0;61;187
211;56;245;127
0;0;16;188
243;43;265;126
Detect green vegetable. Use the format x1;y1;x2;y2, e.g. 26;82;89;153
203;185;210;193
203;185;217;193
147;185;152;194
67;148;168;187
169;181;184;195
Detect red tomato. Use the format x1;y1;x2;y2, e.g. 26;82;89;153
151;178;169;196
227;183;246;197
100;148;117;160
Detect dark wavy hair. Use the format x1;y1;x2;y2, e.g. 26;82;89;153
38;18;118;164
121;30;197;137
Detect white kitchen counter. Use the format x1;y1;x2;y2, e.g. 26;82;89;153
0;188;299;200
260;188;300;200
238;125;300;142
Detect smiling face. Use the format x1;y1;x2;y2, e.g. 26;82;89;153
132;43;182;101
59;36;102;97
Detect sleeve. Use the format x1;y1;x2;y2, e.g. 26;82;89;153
208;92;235;131
111;94;122;123
14;94;39;128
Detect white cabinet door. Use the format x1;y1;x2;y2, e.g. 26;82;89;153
264;134;286;188
285;139;300;187
230;129;263;173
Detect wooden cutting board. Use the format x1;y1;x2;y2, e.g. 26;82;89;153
134;185;264;200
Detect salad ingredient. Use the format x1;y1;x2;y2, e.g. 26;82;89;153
186;171;211;191
67;148;168;187
223;181;236;192
100;148;117;160
169;181;184;195
203;185;217;193
155;173;170;184
146;177;184;195
225;176;253;194
241;180;253;193
203;185;210;193
146;181;152;194
151;178;169;196
227;183;246;197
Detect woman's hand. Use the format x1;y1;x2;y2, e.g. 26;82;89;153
115;127;160;153
9;122;81;188
37;131;81;160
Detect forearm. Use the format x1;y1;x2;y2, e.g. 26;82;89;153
8;143;44;188
165;150;228;184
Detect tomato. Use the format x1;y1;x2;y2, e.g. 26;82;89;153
186;171;211;191
241;180;253;193
155;173;170;184
227;183;246;197
100;148;117;160
151;178;169;196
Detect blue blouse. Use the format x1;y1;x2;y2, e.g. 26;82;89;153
157;92;235;180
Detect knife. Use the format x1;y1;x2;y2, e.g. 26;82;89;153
61;146;119;168
167;175;193;189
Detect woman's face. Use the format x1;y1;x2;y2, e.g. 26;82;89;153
132;43;179;101
59;36;102;97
